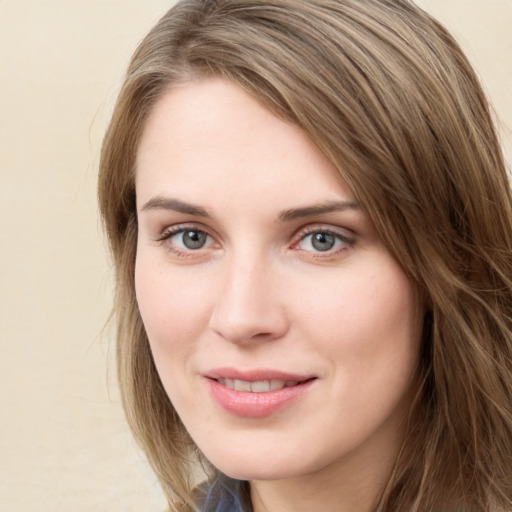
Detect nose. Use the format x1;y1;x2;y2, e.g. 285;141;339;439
208;256;289;345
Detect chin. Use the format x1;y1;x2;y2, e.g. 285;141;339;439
217;462;297;482
203;444;312;482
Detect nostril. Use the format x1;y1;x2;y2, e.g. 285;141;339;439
209;302;289;345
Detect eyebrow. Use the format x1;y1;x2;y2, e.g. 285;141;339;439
140;197;211;217
140;196;360;221
278;200;360;221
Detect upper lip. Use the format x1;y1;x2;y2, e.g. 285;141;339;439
204;367;316;382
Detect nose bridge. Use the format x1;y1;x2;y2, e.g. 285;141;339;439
209;247;287;344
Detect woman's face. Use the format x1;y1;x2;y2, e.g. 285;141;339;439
135;77;422;484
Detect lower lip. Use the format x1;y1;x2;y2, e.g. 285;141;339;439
206;378;315;418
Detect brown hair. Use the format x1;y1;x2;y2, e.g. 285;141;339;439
98;1;512;510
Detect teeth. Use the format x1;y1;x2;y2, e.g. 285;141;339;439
250;380;271;392
218;378;300;393
234;379;252;391
270;379;284;390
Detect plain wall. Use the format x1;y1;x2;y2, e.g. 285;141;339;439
1;1;510;511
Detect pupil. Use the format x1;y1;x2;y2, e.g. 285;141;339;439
312;232;335;251
183;231;206;249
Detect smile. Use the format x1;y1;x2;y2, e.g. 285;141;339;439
216;378;300;393
205;371;316;418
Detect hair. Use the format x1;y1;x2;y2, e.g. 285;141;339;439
98;1;512;510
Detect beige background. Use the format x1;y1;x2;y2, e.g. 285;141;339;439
1;1;510;511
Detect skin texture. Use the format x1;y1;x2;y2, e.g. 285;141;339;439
135;77;423;512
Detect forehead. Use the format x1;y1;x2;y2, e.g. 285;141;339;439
135;77;355;211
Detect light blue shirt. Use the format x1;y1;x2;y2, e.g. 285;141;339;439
198;474;251;512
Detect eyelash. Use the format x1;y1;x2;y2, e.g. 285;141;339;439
155;225;215;258
292;226;355;257
155;224;355;258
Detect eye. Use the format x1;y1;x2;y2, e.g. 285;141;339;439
176;230;209;250
158;227;215;253
296;229;353;254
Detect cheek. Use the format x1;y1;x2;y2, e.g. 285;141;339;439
293;259;421;382
298;265;421;444
134;254;211;357
134;256;216;417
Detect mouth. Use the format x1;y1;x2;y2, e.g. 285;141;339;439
204;370;317;417
215;378;310;393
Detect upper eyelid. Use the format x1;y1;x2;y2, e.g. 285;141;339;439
157;223;214;240
293;223;355;240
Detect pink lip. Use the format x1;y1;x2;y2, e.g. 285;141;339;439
205;367;314;382
203;367;316;418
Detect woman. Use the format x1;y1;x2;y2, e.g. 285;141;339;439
98;1;512;511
